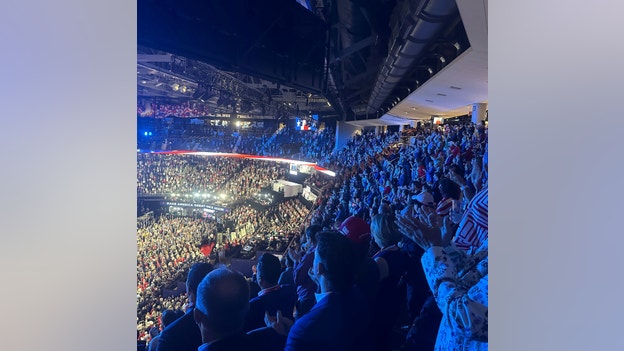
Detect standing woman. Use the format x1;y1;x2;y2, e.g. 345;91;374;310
469;157;484;193
435;178;462;218
396;214;488;351
370;213;423;351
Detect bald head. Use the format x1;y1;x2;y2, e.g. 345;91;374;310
194;268;250;340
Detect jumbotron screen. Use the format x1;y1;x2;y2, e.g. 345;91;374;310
295;114;319;131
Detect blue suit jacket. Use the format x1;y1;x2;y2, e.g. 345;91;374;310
278;267;295;286
244;284;297;332
156;308;201;351
201;327;285;351
285;288;373;351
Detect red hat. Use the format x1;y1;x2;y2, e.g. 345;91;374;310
339;216;371;245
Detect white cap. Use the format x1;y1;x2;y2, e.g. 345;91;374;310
411;192;435;207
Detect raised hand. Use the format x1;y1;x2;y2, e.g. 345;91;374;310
287;247;302;263
265;310;294;336
440;215;458;247
396;213;445;250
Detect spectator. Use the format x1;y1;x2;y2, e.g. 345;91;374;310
244;253;297;332
469;157;484;192
194;267;285;351
148;309;183;351
370;213;423;351
156;262;214;351
435;178;462;217
267;231;373;351
397;215;488;351
453;150;488;252
287;225;321;319
278;255;295;286
338;216;379;306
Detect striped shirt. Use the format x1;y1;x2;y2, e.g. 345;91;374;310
436;197;453;216
454;187;488;252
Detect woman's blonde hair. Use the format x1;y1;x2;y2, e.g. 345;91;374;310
370;213;402;248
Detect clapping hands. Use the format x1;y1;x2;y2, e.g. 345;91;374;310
396;209;457;250
287;246;302;263
265;310;294;336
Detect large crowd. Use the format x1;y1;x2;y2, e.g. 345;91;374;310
253;126;336;162
137;155;285;201
137;154;239;195
137;119;488;351
137;216;214;335
218;161;285;200
234;126;279;155
137;196;312;336
137;112;337;161
165;134;238;153
138;100;212;118
253;199;310;239
311;124;487;229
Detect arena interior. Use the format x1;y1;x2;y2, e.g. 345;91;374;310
137;1;488;351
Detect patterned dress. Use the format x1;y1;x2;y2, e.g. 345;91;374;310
421;239;488;351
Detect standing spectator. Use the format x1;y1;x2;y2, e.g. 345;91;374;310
370;213;422;351
468;157;484;192
157;262;213;351
267;231;373;351
194;268;285;351
338;216;379;306
244;253;297;332
287;225;321;319
453;151;488;252
278;255;295;286
453;186;488;252
449;164;475;201
435;178;462;217
397;215;488;351
148;309;183;351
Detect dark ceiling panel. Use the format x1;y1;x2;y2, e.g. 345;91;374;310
138;0;327;93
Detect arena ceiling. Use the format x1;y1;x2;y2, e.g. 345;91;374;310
137;0;487;123
137;49;336;118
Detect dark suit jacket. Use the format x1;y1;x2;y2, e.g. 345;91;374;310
156;308;201;351
285;288;373;351
278;267;295;286
293;251;316;302
244;284;297;332
200;327;285;351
